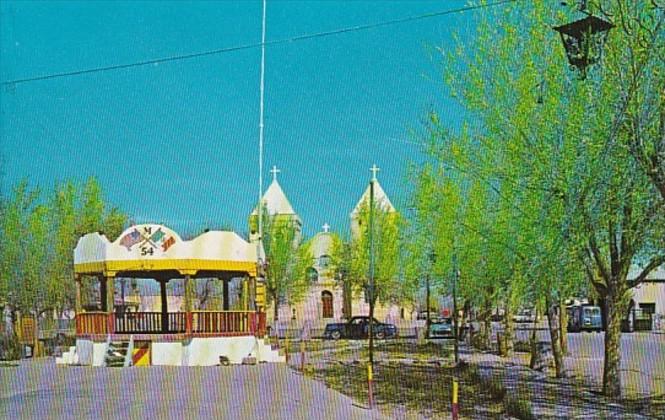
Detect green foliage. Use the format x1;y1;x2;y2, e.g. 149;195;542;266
348;197;401;306
0;332;22;361
0;177;128;316
261;211;312;313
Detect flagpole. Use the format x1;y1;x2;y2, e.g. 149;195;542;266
258;0;266;264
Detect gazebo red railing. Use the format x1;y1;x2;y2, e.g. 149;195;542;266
76;312;109;335
76;311;266;337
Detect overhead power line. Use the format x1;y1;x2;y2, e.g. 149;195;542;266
1;0;521;86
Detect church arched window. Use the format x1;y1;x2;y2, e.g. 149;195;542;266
306;267;318;283
319;254;331;269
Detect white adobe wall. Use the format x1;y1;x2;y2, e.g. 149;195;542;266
186;336;256;365
149;337;284;366
72;339;108;366
152;342;183;366
75;339;93;365
92;342;107;366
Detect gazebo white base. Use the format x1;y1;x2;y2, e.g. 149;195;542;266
56;336;284;366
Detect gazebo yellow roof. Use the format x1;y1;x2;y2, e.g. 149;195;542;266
74;224;258;277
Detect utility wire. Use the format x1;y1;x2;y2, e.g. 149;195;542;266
1;0;521;86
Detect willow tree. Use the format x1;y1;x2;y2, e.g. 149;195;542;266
439;0;664;397
261;212;311;322
0;178;128;323
403;161;455;338
349;200;401;311
562;1;665;397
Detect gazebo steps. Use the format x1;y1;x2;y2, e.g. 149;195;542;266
104;337;134;367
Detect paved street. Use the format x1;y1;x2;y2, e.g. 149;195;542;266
0;359;385;420
1;330;662;419
501;324;665;396
565;331;665;396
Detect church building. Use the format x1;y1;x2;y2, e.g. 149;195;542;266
258;165;410;329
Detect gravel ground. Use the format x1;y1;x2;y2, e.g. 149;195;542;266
0;358;386;420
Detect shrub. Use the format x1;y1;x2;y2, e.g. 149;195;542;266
462;364;482;382
513;340;531;353
504;395;536;420
470;332;491;350
487;379;507;401
0;332;23;361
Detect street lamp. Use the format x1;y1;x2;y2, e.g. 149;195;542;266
426;251;436;339
554;13;614;79
452;254;461;365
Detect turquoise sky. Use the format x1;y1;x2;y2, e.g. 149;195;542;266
0;1;479;238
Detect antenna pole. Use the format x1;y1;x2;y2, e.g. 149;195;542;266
258;0;267;259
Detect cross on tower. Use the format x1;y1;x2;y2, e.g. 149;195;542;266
322;223;330;233
270;165;281;182
370;164;380;181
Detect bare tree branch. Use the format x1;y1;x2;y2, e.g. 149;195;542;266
628;254;665;288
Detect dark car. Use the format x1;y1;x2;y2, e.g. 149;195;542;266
428;317;453;338
324;316;397;340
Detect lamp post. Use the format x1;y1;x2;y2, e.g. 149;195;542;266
367;163;379;408
453;254;460;365
426;251;436;339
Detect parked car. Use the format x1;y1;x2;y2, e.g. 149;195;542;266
513;308;536;323
324;316;397;340
428;317;453;338
567;305;602;332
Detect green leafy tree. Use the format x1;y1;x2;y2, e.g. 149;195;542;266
435;0;665;396
348;199;401;310
0;177;128;325
329;234;354;318
0;181;40;321
262;212;311;322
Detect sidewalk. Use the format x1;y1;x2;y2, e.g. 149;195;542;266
0;358;386;419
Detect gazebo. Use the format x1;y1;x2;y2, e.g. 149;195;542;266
57;224;281;366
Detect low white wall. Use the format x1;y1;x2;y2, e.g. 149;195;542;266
74;340;107;366
92;342;107;366
73;336;283;367
152;342;183;366
76;340;93;365
186;336;257;366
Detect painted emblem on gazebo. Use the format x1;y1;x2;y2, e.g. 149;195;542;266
119;225;176;254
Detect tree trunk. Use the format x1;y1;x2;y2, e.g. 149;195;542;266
603;288;626;399
477;300;491;350
546;300;565;378
33;308;40;358
529;306;539;369
425;274;431;338
599;296;608;331
458;300;470;343
501;304;514;357
559;300;568;355
273;293;279;323
340;276;352;320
